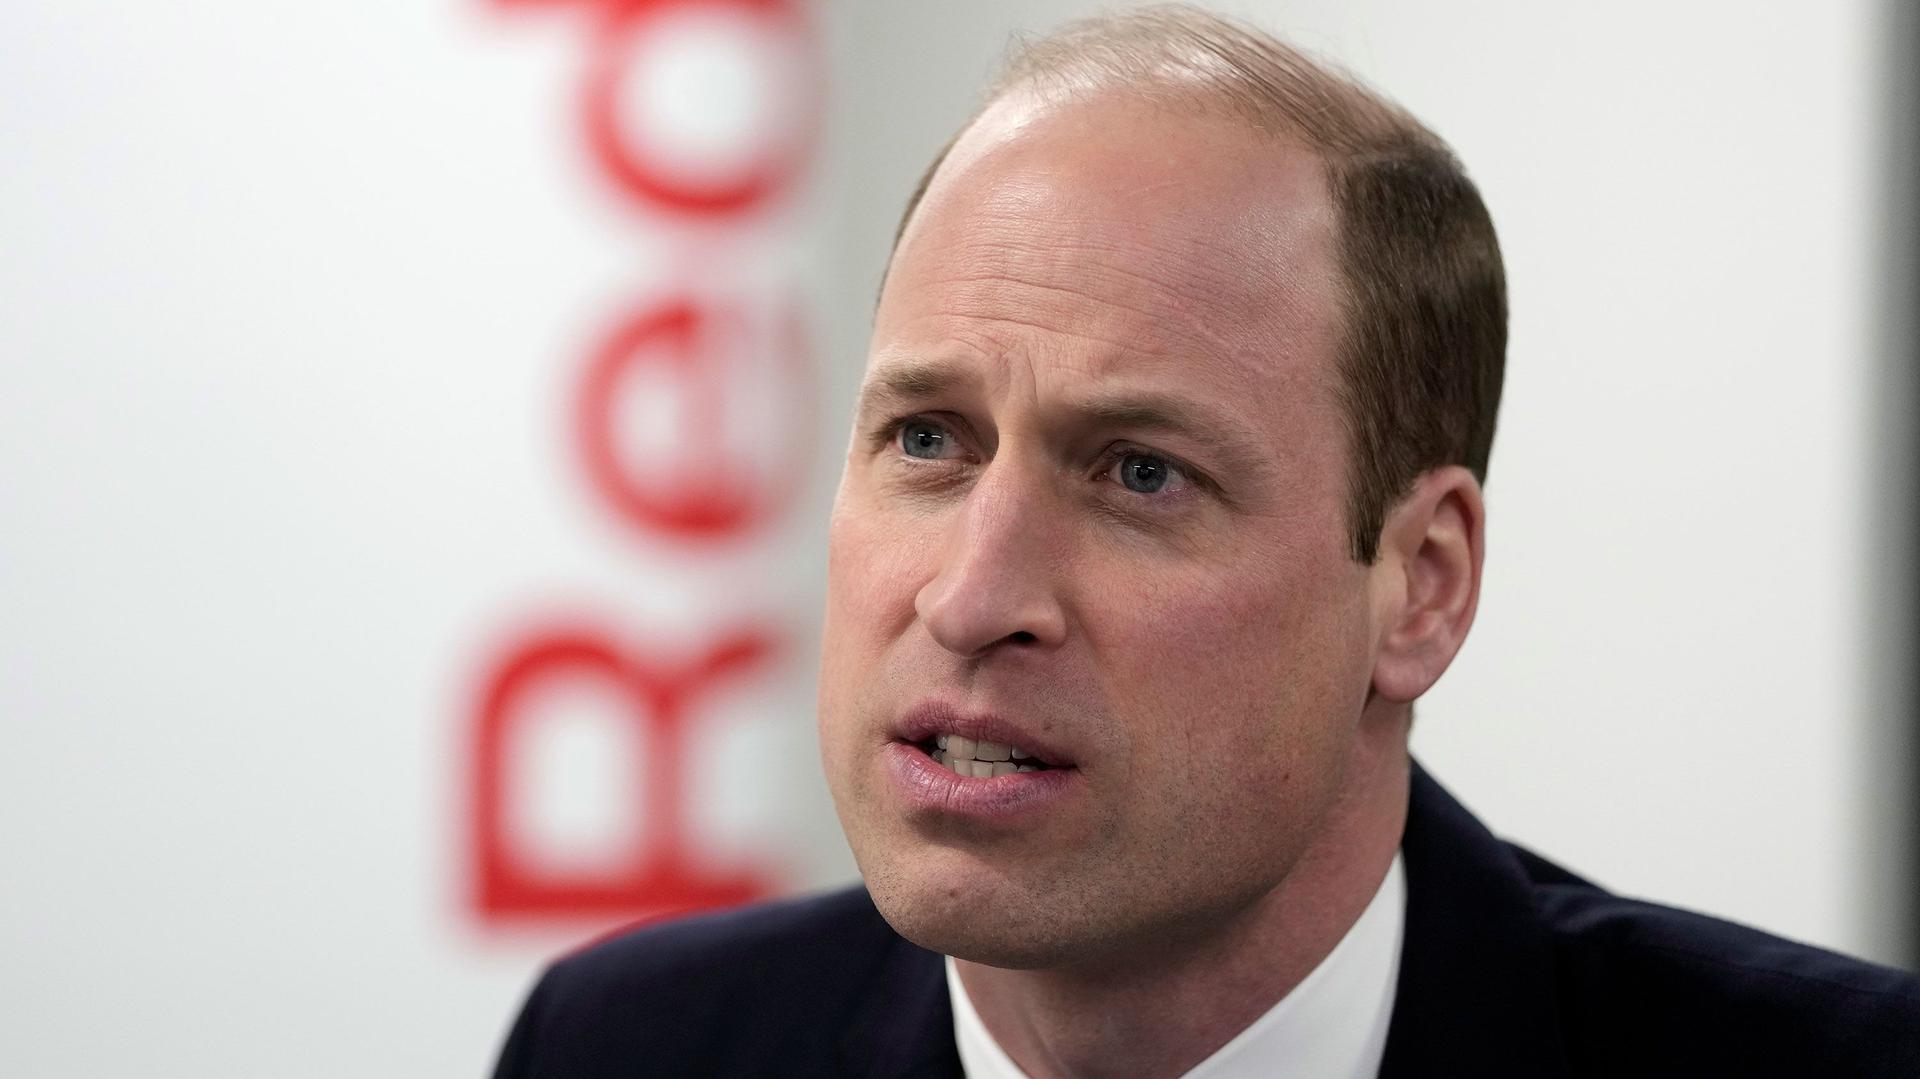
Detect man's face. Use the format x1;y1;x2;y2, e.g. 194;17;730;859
818;92;1385;968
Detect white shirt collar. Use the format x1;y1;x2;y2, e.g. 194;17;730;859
947;853;1407;1079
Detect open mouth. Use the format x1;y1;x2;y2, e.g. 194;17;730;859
916;734;1058;778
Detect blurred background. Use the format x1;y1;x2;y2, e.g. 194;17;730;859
2;1;1914;1075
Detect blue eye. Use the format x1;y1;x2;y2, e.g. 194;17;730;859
899;420;951;459
1116;452;1174;493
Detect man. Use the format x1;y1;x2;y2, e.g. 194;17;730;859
493;6;1920;1076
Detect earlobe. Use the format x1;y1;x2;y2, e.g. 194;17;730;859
1369;466;1486;704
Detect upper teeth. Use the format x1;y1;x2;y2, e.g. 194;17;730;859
933;734;1041;776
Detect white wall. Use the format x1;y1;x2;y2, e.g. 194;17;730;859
0;1;1904;1076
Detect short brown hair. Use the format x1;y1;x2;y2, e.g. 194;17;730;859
885;4;1507;563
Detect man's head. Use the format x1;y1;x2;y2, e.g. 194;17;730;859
818;5;1503;969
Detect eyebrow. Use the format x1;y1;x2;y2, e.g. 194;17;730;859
1073;394;1271;485
853;358;971;420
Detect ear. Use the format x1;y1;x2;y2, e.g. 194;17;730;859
1367;466;1486;703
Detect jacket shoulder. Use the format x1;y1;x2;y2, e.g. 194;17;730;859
548;883;893;993
1511;845;1920;1075
493;885;903;1079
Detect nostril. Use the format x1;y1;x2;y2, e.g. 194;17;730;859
1006;630;1037;645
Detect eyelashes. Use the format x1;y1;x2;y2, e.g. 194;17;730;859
864;412;970;459
868;413;1208;502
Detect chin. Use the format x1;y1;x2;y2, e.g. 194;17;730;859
859;849;1113;970
872;887;1075;969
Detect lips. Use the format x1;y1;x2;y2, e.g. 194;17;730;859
893;701;1077;771
879;702;1083;823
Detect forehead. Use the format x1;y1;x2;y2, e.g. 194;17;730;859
874;89;1344;410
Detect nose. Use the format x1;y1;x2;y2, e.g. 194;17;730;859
914;460;1068;659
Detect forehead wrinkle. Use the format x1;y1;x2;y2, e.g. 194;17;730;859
899;293;1311;432
908;274;1256;390
927;114;1335;311
916;305;1163;363
907;227;1331;397
876;283;1311;438
918;219;1289;365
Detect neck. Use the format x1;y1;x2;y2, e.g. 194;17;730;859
956;729;1410;1079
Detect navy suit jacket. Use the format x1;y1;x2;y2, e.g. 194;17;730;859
493;765;1920;1076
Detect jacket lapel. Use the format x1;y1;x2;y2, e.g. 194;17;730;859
838;928;963;1078
1378;763;1572;1077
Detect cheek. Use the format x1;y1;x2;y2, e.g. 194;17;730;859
818;499;935;735
1092;548;1369;763
1094;566;1371;886
825;502;928;641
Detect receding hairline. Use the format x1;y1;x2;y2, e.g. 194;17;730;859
886;6;1444;284
988;8;1427;156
